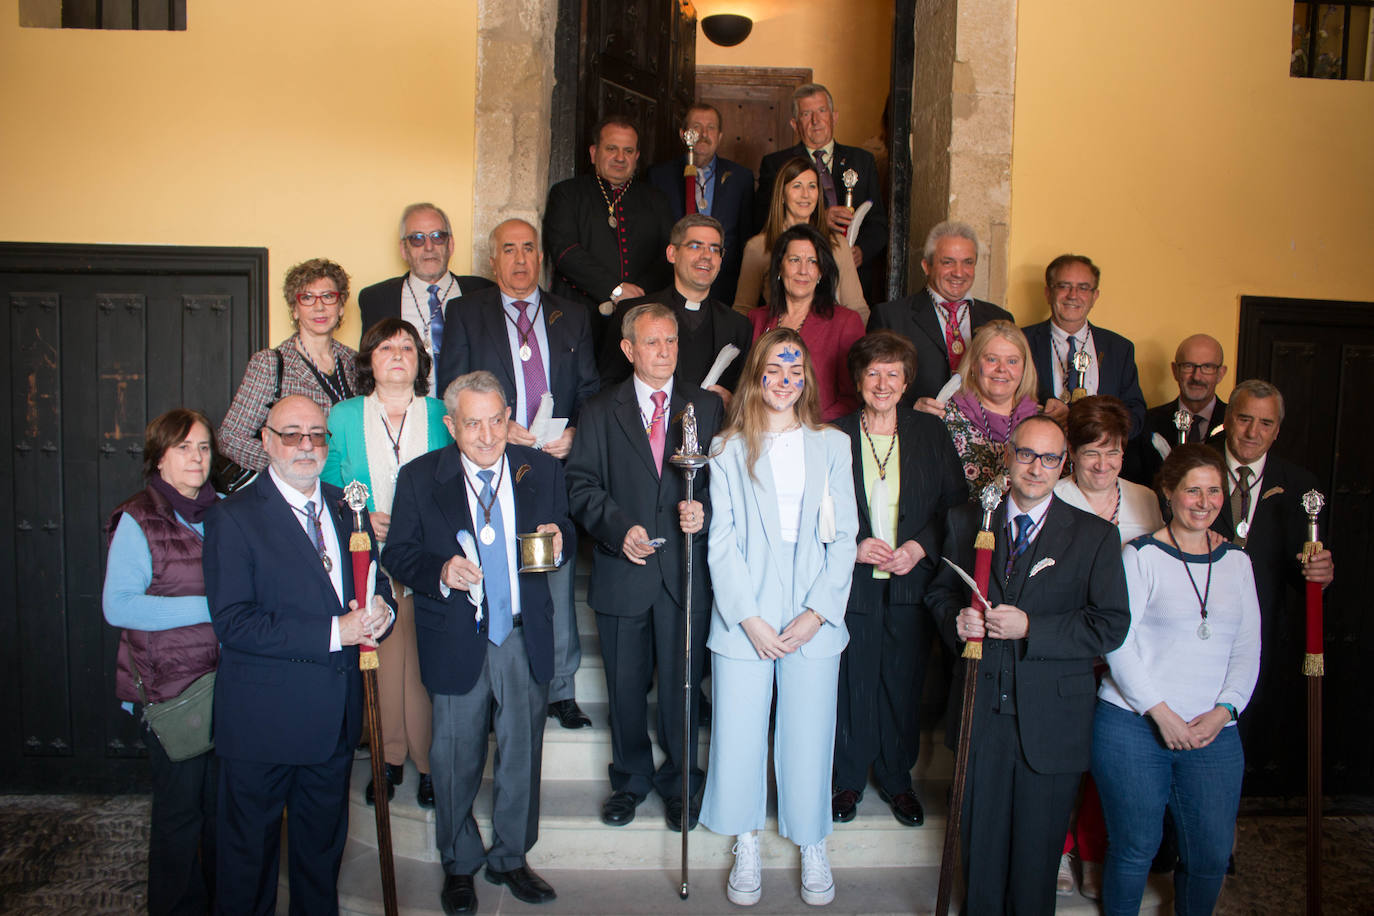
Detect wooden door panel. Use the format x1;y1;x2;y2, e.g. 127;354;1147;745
0;243;266;791
696;66;812;177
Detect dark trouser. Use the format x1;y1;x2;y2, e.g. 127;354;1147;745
431;628;548;875
215;725;353;916
833;585;930;796
595;582;708;800
144;725;217;916
961;713;1080;916
547;556;581;703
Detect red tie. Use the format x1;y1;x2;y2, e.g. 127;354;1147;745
648;390;668;475
942;300;968;372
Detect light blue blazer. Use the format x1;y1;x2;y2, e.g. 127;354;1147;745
705;426;858;660
321;395;452;509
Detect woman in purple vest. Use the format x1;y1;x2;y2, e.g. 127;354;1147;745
103;408;220;916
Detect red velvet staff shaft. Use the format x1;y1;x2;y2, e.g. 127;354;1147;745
350;533;398;916
935;523;995;916
1302;523;1324;916
684;171;698;215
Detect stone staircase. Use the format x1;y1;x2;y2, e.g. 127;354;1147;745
303;562;1171;914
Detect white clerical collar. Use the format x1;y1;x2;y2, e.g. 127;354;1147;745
675;285;706;311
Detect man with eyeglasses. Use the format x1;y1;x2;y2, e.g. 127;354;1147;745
598;214;752;402
1024;254;1146;438
927;414;1129;914
754;83;888;302
1125;334;1230;486
437;217;599;733
358;203;494;394
647;104;754;304
205;395;395;915
544;116;674;346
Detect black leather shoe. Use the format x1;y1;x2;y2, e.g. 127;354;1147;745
600;790;642;826
365;763;404;806
665;796;700;832
548;698;591;729
440;873;477;914
484;863;556;903
417;772;435;809
832;788;862;823
878;787;925;826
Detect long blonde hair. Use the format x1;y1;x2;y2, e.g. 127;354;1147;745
955;319;1039;405
716;328;824;480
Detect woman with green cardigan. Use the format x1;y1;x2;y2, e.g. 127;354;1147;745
323;317;452;808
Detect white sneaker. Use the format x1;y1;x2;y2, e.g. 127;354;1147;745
1056;852;1077;896
728;831;762;906
799;841;835;906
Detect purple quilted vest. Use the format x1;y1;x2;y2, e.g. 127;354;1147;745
107;486;219;704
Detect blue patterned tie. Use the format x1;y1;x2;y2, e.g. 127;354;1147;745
427;284;444;363
1065;335;1080;394
476;469;513;646
1005;513;1033;578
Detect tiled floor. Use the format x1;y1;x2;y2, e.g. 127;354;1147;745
3;794;1372;914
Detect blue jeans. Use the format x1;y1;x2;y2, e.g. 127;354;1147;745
1091;700;1243;915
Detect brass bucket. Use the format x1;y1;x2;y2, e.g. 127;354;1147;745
516;530;558;573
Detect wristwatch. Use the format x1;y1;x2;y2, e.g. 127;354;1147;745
611;283;625;301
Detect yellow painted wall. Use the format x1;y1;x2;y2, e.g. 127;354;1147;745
1007;1;1374;403
694;0;895;148
0;0;479;346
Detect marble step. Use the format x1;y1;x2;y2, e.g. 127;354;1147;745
349;756;953;868
320;852;1174;915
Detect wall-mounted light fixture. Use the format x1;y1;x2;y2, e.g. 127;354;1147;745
701;14;753;47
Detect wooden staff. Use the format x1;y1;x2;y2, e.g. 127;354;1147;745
669;403;709;900
1300;489;1326;916
935;483;1002;916
343;480;398;916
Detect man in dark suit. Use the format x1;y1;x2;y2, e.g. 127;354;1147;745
356;202;494;393
383;371;574;913
204;395;395;916
1126;333;1229;486
598;214;752;402
544;116;674;344
647;104;753;305
867;220;1013;411
1208;379;1333;796
1024;253;1147;438
926;415;1129;914
437;217;599;730
567;302;723;832
754;83;887;300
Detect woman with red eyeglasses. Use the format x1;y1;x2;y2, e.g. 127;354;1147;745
219;258;359;476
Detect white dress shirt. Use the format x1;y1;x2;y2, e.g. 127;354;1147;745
632;374;674;443
459;451;522;620
268;467;345;650
1224;447;1268;533
1048;322;1099;400
928;288;973;344
405;271;461;394
499;290;553;426
1004;492;1054;550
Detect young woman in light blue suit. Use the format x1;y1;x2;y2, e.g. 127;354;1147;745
700;327;859;907
322;317;453;808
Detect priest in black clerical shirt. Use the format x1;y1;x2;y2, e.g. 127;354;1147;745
544;116;674;347
598;214;752;404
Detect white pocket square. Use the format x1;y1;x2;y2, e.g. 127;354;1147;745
1029;557;1056;578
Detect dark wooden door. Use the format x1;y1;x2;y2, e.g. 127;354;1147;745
1237;295;1374;796
549;0;697;183
695;65;812;176
0;244;266;792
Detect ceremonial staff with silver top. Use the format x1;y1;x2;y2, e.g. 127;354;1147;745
670;404;710;898
344;479;399;916
1300;489;1326;916
680;127;701;215
935;482;1001;916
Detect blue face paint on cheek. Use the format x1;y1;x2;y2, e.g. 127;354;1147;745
794;378;803;391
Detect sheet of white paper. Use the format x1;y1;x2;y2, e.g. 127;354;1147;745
1151;432;1172;460
455;530;484;621
846;200;873;249
934;373;962;407
700;343;741;390
533;418;568;449
528;392;555;444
